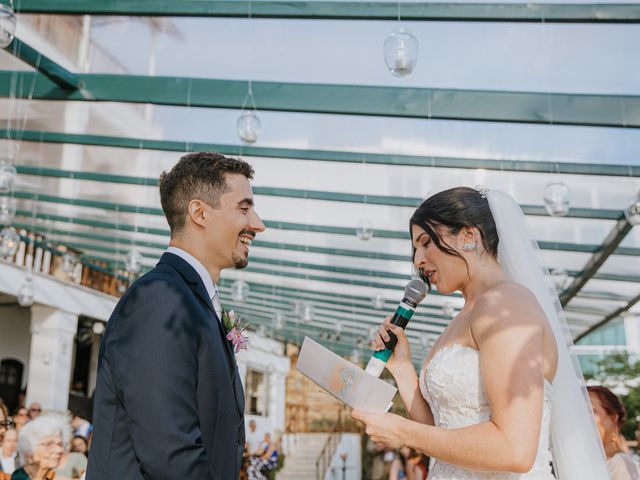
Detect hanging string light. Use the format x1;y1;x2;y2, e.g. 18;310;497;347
301;302;314;323
0;159;16;192
125;249;143;274
273;311;285;329
62;251;77;277
0;225;19;258
17;274;34;307
0;194;15;224
0;1;16;48
372;292;385;310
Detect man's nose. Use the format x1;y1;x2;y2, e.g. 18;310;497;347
250;210;266;233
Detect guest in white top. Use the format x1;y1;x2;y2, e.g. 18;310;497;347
0;429;19;474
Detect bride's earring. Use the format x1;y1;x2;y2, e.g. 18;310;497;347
463;241;477;252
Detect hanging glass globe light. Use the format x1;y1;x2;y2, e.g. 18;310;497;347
624;191;640;226
274;311;285;329
0;226;19;258
117;283;127;294
17;276;34;307
0;194;15;224
543;181;571;217
125;249;143;274
356;219;374;241
62;251;77;276
236;111;261;144
301;302;314;323
384;28;418;77
372;292;385;310
0;160;16;193
231;279;249;302
92;322;105;335
351;349;361;364
0;3;17;48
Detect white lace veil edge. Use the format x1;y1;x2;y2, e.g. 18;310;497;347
485;189;610;480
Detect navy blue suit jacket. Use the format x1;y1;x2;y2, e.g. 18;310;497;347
87;253;245;480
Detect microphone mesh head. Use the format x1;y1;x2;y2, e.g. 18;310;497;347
405;279;427;304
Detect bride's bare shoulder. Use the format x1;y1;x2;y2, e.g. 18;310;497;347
472;281;546;328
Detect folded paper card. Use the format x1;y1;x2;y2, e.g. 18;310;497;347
296;336;397;413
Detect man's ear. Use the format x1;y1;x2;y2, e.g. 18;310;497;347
187;199;207;228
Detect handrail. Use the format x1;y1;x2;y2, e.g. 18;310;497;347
315;432;341;480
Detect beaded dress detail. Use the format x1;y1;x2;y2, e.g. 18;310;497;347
419;344;554;480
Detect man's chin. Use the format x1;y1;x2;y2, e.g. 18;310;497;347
232;254;249;270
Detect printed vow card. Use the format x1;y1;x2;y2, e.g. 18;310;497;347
296;336;397;413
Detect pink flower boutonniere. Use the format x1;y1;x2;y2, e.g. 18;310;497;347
222;310;250;353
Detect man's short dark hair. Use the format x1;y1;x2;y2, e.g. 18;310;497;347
159;152;254;234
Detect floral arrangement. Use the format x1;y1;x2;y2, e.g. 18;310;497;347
222;309;249;353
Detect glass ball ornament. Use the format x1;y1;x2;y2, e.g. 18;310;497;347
301;302;314;323
17;276;34;307
62;252;77;275
624;192;640;226
125;249;143;274
0;226;19;258
356;219;374;241
372;292;385;310
273;311;285;329
231;279;249;302
543;181;571;217
0;194;15;224
236;111;261;144
0;160;16;193
0;3;16;49
384;28;418;77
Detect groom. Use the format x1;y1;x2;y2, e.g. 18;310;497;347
87;152;265;479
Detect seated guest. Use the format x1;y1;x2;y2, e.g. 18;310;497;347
26;405;41;422
588;386;640;480
69;416;90;442
12;410;28;433
1;429;19;475
69;438;87;458
246;432;280;480
11;415;65;480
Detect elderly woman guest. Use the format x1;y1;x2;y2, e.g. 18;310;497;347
588;386;640;480
11;415;65;480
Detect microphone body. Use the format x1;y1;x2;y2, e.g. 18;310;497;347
365;280;427;377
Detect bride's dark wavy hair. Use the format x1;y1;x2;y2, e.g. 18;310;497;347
409;186;499;289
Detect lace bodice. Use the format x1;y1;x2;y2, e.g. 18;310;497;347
419;344;554;480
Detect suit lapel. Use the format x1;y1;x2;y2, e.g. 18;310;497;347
158;252;244;416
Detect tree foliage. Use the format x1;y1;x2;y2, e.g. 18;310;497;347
584;352;640;441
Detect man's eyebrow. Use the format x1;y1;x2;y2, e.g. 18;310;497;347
238;198;254;207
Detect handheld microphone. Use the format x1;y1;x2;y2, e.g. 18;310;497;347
364;279;427;377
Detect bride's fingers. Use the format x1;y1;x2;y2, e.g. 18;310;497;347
378;324;390;343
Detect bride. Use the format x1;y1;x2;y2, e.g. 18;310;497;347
352;187;609;479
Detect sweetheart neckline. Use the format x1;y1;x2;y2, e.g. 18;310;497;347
425;343;554;388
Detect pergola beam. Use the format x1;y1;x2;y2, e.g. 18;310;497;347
1;71;638;127
6;129;639;178
574;292;640;342
3;39;80;89
560;216;634;306
14;1;640;23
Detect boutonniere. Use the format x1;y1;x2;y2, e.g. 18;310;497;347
222;309;250;353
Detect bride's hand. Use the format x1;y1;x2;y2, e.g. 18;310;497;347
351;409;407;450
374;317;412;374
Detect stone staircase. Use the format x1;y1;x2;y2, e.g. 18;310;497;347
277;433;332;480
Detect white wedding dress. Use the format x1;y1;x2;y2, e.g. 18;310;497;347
419;344;555;479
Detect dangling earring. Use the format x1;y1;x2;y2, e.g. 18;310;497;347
463;242;477;252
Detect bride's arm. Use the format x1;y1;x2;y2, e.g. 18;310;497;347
376;319;434;426
356;286;548;473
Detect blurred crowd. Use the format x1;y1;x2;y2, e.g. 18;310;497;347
0;399;91;480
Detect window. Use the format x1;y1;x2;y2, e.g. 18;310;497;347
245;368;267;416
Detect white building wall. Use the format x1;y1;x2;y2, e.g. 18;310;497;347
0;305;32;388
